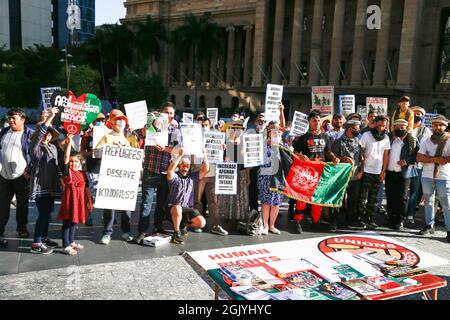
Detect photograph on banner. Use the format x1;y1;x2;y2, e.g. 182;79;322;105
92;125;112;158
145;112;169;146
40;87;61;110
243;133;264;168
207;108;219;124
312;86;334;115
291;111;309;136
180;123;203;156
95;145;144;211
124;100;148;130
204;131;226;163
183;112;194;123
366;97;388;115
357;105;368;120
264;84;283;123
338;95;355;117
215;162;238;195
424;113;438;129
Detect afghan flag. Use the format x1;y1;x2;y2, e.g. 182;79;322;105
270;145;353;207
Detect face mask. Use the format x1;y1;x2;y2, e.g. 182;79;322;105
351;130;360;138
116;120;126;129
414;116;423;123
394;129;407;137
232;116;239;121
257;125;265;132
95;121;104;126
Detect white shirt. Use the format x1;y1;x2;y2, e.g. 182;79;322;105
360;131;391;175
412;126;432;170
387;138;404;172
418;137;450;180
0;130;27;180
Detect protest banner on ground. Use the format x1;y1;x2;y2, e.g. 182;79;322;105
215;162;238;195
312;86;334;115
40;87;61;110
243;133;264;168
291;111;309;136
145;112;169;146
338;95;355;117
95;145;144;211
264;84;283;123
204;131;225;163
183;112;194;123
424;113;439;129
366;97;388;115
124;100;148;130
207;108;219;124
180;123;203;156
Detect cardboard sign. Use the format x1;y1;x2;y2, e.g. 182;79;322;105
95;145;144;211
291;111;309;136
312;86;334;115
358;105;368;120
366;97;388;115
215;162;238;195
124;100;148;130
204;131;226;163
40;87;61;110
424;113;439;129
92;125;112;158
180;123;203;156
183;113;194;123
207;108;219;124
145;112;169;147
339;95;355;117
243;133;264;168
264;84;283;123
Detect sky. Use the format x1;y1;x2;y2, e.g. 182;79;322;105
95;0;127;26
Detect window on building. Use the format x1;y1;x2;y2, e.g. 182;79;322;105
215;96;222;108
184;95;191;108
231;97;239;109
301;61;308;80
322;15;326;31
170;95;176;106
199;95;206;109
439;9;450;83
303;16;308;31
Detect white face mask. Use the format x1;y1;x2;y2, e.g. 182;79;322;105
116;120;126;129
232;116;239;121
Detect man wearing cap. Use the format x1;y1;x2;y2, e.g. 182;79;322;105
407;106;432;223
417;115;450;242
327;114;345;144
346;113;363;122
384;119;419;230
357;115;391;229
391;96;414;133
332;120;365;230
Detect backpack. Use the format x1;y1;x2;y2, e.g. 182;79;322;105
237;210;264;236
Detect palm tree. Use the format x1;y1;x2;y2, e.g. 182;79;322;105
172;14;223;112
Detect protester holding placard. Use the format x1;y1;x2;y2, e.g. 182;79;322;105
391;96;414;133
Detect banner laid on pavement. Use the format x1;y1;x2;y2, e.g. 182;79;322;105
215;162;238;195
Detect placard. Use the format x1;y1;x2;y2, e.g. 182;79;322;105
145;112;169;147
243;133;264;168
291;111;309;136
92;125;112;158
207;108;219;124
204;131;226;163
124;100;148;130
264;84;284;123
357;105;368;120
183;112;194;123
95;145;144;211
312;86;334;115
215;162;238;195
366;97;388;115
338;95;355;117
424;113;439;129
40;87;61;110
180;123;203;156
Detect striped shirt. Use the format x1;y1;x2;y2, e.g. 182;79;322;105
0;130;27;179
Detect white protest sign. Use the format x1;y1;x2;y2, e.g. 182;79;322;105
291;111;309;136
207;108;219;124
366;97;388;115
264;84;283;123
339;95;355;117
95;145;144;211
204;131;225;163
312;86;334;115
92;125;112;158
145;112;169;146
124;100;148;129
215;162;238;195
183;113;194;123
424;113;439;129
243;133;264;168
358;105;368;120
180;123;203;156
40;87;61;110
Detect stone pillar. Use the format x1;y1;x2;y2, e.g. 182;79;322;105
372;0;392;88
210;50;218;85
271;0;286;84
397;0;423;90
308;0;325;86
328;0;346;86
226;26;236;86
252;0;269;86
350;0;368;87
289;0;305;86
244;25;253;86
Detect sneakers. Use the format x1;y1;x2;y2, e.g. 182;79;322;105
348;221;367;230
100;234;111;245
261;227;269;236
43;238;59;248
180;226;188;236
366;221;379;230
193;228;203;233
71;242;84;250
419;225;435;235
211;225;228;236
406;215;415;224
30;243;53;255
134;233;147;245
295;222;303;234
121;233;134;242
63;246;77;256
269;227;281;235
171;231;185;245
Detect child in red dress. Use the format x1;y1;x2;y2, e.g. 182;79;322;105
57;134;93;255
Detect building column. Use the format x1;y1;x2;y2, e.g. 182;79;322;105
252;0;269;86
308;0;325;86
226;26;236;87
373;0;392;88
289;0;305;86
209;50;218;85
396;0;424;90
328;0;346;87
271;0;286;84
244;25;253;86
350;0;368;87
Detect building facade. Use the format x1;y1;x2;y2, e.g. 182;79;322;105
123;0;449;118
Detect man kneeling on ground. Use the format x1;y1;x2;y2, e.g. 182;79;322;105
167;148;208;244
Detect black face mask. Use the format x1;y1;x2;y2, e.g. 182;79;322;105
414;116;423;123
394;129;407;137
351;130;360;138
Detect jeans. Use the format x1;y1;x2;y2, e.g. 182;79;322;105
194;176;219;227
103;210;131;235
385;171;410;225
376;181;385;209
346;179;362;224
0;175;30;235
421;178;450;231
357;173;381;222
34;196;55;244
407;169;423;217
61;220;76;248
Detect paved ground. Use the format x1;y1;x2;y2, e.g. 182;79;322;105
0;200;449;300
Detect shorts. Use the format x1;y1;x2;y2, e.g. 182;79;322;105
169;206;202;225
